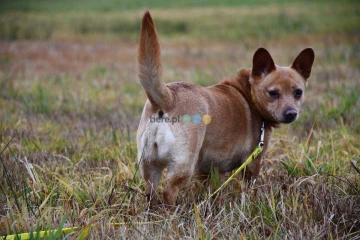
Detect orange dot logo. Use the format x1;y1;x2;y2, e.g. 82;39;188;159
202;114;212;125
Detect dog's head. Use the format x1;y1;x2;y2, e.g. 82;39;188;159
250;48;315;124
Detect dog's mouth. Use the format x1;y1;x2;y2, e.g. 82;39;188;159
282;118;296;124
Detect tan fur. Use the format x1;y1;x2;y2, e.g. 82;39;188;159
137;11;173;110
136;11;315;207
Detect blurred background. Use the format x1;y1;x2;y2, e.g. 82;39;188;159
1;0;359;132
0;0;359;238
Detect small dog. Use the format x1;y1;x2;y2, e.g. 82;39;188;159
136;10;314;206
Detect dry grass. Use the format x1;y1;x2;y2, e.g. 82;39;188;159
1;1;360;239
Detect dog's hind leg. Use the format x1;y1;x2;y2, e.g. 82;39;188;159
162;162;193;207
142;161;164;207
161;125;206;207
162;143;203;207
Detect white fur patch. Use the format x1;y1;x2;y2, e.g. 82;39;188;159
138;117;178;163
155;121;176;159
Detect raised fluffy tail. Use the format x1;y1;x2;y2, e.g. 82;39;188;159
137;10;173;110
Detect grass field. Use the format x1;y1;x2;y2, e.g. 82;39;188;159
1;0;360;239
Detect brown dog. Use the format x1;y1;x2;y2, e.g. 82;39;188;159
136;11;314;206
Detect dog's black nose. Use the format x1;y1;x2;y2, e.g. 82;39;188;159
283;109;297;123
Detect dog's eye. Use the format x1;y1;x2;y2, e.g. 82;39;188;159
268;90;278;98
294;89;303;97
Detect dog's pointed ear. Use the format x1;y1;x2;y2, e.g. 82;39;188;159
252;48;276;78
291;48;315;80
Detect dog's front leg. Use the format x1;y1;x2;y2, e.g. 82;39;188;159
244;126;273;180
244;153;263;180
